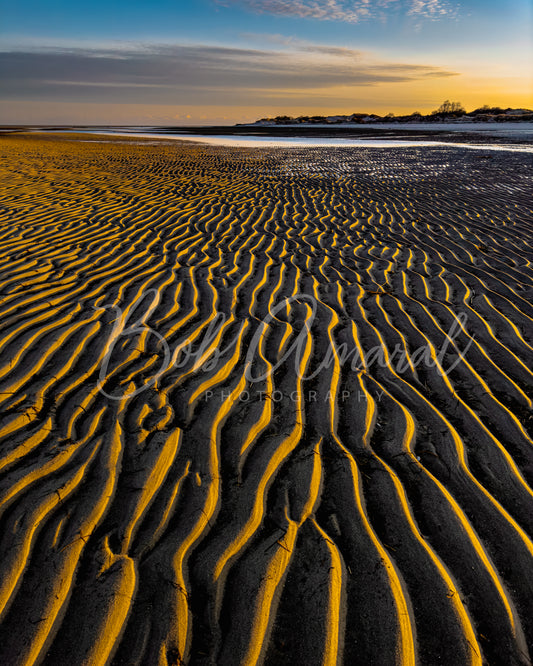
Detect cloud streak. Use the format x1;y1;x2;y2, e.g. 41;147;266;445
0;43;459;107
218;0;459;22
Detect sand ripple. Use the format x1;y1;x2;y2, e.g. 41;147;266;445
0;134;533;665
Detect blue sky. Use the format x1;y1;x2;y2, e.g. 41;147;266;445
0;0;531;124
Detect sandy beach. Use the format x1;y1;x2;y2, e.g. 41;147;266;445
0;132;532;665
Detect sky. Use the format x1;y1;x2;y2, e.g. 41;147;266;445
0;0;532;124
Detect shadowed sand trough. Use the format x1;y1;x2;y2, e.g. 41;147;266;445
0;133;533;665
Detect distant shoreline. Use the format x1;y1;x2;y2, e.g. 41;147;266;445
3;122;533;146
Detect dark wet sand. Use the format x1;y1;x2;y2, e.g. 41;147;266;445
0;133;532;665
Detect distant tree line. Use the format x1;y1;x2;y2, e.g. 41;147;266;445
251;101;533;125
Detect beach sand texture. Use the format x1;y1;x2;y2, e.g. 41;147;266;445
0;134;532;665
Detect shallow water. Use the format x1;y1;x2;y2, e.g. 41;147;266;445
99;131;533;153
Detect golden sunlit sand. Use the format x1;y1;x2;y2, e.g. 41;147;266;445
0;133;533;665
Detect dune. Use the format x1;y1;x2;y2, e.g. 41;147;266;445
0;132;532;665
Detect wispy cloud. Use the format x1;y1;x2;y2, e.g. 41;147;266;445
305;45;365;58
217;0;368;22
217;0;458;22
0;43;459;107
407;0;458;18
239;33;364;58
